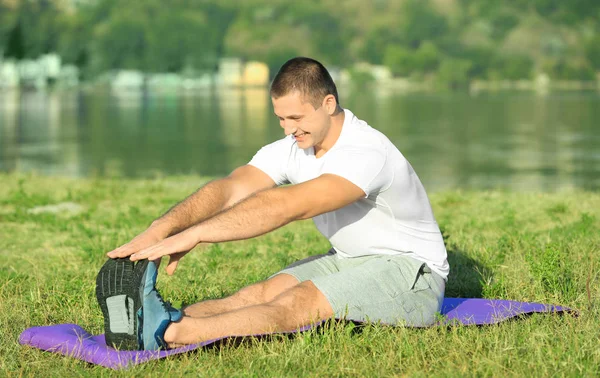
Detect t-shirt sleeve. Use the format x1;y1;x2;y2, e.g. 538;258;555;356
321;146;389;197
247;138;291;186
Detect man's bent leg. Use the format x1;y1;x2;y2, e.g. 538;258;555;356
164;281;333;345
183;273;300;318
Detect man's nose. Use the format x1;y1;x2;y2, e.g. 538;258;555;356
280;121;297;136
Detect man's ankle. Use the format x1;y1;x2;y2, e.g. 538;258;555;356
162;321;179;344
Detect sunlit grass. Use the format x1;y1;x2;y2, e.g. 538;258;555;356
1;173;599;376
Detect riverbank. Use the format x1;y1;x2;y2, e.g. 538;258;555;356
1;173;598;376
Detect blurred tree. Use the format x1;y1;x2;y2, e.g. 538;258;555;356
4;21;25;60
508;0;600;25
92;11;149;71
487;54;533;80
264;47;304;77
414;41;441;72
4;0;63;59
362;25;403;65
289;3;348;65
400;0;449;48
384;45;415;77
0;2;18;55
584;36;600;71
437;58;473;89
1;0;598;85
224;2;345;71
462;47;495;79
544;60;596;80
384;41;441;77
57;13;91;74
489;10;519;41
86;0;234;74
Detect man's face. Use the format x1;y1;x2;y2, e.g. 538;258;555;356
272;91;331;150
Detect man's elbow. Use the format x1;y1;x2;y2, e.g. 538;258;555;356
290;198;326;220
260;189;310;223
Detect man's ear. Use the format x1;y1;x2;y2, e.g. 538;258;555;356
322;94;337;115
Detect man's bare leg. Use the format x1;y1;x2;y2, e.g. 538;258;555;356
164;280;333;345
183;274;300;318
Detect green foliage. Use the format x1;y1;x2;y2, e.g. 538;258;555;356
383;45;414;77
413;41;441;72
491;54;534;80
0;0;598;84
437;58;473;89
3;0;64;59
223;2;347;70
347;68;375;88
362;25;402;65
400;0;449;48
451;46;494;79
584;36;600;71
84;1;234;74
489;10;519;40
384;41;440;77
543;59;597;80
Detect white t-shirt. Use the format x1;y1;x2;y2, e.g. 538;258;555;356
248;108;449;279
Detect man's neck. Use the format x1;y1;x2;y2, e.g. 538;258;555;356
314;107;345;158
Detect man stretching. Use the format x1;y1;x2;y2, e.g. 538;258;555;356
96;57;449;350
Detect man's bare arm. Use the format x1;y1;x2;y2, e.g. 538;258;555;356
130;174;366;262
108;165;275;258
152;165;277;237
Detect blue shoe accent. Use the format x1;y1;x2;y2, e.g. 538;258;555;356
133;260;182;350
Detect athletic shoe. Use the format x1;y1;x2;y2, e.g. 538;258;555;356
95;258;139;350
133;259;183;350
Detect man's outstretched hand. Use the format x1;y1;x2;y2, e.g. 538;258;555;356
106;226;193;276
129;230;199;276
107;227;165;259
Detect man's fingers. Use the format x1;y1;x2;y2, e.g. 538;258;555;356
130;246;153;261
107;244;127;258
108;236;160;258
107;240;140;257
131;243;167;261
167;251;190;275
166;257;179;276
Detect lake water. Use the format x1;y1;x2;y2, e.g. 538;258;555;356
1;88;599;192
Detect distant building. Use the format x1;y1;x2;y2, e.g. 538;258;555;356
18;59;46;89
147;73;183;92
217;58;270;87
217;58;243;87
58;65;79;87
242;61;269;87
0;53;78;90
352;62;392;82
40;54;61;82
0;59;19;88
111;70;144;91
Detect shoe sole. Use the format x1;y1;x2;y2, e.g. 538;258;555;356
96;258;148;350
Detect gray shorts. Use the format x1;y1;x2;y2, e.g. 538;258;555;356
274;250;445;326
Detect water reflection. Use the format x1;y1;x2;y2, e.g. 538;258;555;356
0;88;598;191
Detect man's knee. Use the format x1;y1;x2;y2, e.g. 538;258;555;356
234;273;300;305
267;281;334;327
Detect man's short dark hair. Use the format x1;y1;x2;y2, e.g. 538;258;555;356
270;57;339;109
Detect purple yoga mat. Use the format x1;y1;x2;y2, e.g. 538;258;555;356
19;298;573;370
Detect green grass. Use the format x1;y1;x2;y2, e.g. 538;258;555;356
1;173;599;377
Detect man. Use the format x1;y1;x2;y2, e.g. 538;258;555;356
97;57;449;351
